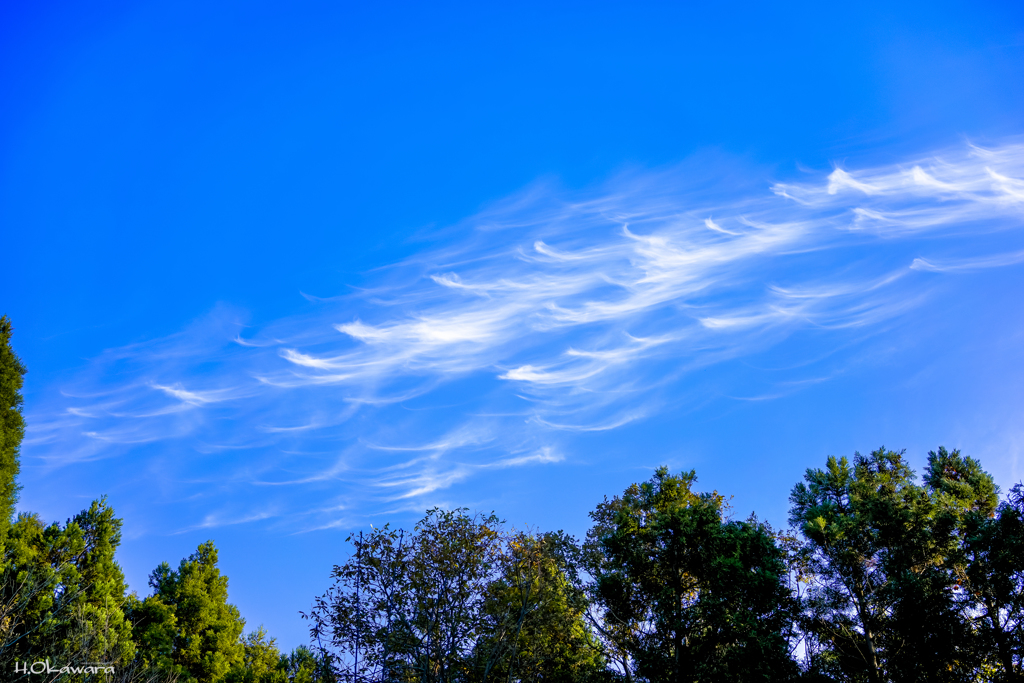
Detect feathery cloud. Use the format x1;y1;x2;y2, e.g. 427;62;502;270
24;140;1024;532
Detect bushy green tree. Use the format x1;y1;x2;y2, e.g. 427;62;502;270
0;315;26;551
472;530;606;682
585;467;799;683
128;591;181;676
789;447;1000;682
310;508;505;682
280;646;325;683
790;449;913;681
223;626;288;683
309;509;605;683
1;498;136;669
892;447;1000;682
136;541;246;683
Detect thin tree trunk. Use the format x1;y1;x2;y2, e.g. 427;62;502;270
853;587;882;683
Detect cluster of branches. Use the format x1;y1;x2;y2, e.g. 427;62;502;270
305;510;605;683
308;453;1024;683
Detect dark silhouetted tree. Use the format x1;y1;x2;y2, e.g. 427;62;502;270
961;479;1024;681
309;509;606;682
790;447;1000;682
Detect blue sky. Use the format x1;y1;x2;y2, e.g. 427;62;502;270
3;0;1024;650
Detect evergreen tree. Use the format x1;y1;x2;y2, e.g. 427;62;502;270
790;449;912;681
1;498;136;670
0;315;26;550
128;591;181;677
137;541;246;683
67;498;137;665
280;646;324;683
224;626;288;683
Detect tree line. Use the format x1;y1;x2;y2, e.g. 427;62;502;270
1;315;1022;682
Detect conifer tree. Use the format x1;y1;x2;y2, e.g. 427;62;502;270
0;315;26;549
280;646;321;683
137;541;246;682
224;626;288;683
1;498;136;669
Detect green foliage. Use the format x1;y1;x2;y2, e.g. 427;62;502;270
0;315;26;549
223;626;289;683
138;541;246;683
129;546;314;683
309;508;503;682
789;447;1002;682
924;446;999;517
473;530;607;682
280;646;324;683
586;466;799;683
406;507;504;681
309;508;605;682
129;592;181;676
886;448;1000;682
961;481;1024;681
790;449;909;681
0;498;136;670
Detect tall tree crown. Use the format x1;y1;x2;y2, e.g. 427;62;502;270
0;315;26;546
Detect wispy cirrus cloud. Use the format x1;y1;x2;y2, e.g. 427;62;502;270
24;140;1024;532
910;249;1024;273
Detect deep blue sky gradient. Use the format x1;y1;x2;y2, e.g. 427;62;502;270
3;0;1024;650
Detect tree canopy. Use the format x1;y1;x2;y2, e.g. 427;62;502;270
0;315;26;550
584;467;798;683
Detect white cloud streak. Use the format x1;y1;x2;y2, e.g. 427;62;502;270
910;249;1024;272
